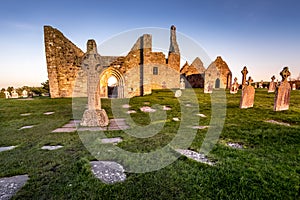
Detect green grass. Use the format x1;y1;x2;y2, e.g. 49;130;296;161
0;89;299;199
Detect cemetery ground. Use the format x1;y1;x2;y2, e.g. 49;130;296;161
0;89;299;199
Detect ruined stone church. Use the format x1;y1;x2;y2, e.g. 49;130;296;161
44;25;232;98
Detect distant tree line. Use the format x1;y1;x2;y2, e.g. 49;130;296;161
0;80;50;98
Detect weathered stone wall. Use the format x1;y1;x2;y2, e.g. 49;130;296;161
44;26;84;98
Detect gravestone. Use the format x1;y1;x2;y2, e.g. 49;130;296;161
230;77;239;94
259;80;264;88
241;66;248;87
11;90;18;99
22;90;28;98
240;67;255;109
180;78;185;90
274;67;291;111
268;75;276;93
292;83;296;90
80;40;109;127
4;90;10;99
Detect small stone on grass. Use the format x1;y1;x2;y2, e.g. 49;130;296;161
176;149;215;166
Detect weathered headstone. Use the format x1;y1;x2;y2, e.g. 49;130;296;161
11;90;18;99
180;78;185;90
268;75;276;93
4;90;10;99
22;90;28;98
230;77;239;94
292;83;296;90
274;67;291;111
240;67;255;109
80;40;109;127
259;80;264;88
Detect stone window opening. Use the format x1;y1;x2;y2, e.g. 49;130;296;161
153;67;158;75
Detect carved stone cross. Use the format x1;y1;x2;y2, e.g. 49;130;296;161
280;67;291;82
248;76;253;86
241;66;248;85
271;75;276;82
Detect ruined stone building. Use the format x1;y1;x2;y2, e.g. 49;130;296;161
44;25;232;98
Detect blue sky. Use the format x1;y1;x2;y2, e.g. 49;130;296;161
0;0;300;88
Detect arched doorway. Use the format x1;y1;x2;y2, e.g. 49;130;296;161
215;78;220;88
99;67;125;98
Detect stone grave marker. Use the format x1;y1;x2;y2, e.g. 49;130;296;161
274;67;291;111
80;40;109;127
11;90;18;99
240;67;255;109
268;75;276;93
241;66;248;87
259;80;264;88
4;90;10;99
0;175;29;199
174;90;182;97
180;78;185;90
292;83;296;90
230;77;239;94
22;90;28;98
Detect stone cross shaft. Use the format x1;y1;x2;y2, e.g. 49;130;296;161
82;40;102;110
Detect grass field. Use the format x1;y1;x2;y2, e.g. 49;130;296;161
0;89;299;199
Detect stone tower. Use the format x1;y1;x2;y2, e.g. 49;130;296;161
168;25;180;72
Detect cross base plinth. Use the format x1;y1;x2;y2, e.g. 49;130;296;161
80;109;109;127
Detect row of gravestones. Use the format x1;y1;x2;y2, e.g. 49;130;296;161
239;66;292;111
230;74;297;93
4;90;29;99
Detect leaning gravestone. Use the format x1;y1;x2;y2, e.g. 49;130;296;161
22;90;28;98
268;75;276;93
80;40;109;127
274;67;291;111
240;67;255;109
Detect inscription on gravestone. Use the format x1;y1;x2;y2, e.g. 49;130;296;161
274;67;291;111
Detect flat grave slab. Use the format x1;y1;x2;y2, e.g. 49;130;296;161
20;113;31;116
0;146;17;153
41;145;64;150
43;112;55;115
176;149;215;166
265;120;291;127
52;119;130;132
90;161;126;184
101;137;123;144
0;175;29;200
19;125;34;130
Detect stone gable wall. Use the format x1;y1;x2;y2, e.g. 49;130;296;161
44;26;84;98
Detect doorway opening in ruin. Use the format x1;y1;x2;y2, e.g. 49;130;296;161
215;78;220;88
99;67;125;98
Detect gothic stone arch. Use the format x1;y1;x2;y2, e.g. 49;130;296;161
99;67;125;98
